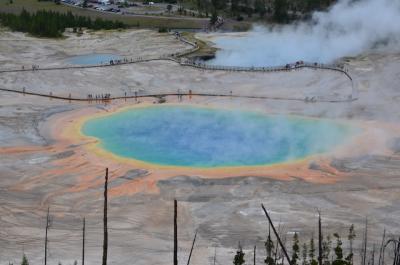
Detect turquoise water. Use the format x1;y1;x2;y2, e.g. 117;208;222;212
68;54;121;65
82;106;356;167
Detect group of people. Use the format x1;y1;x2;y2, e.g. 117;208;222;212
87;93;111;100
174;31;182;39
109;58;133;65
20;65;40;71
177;89;183;101
176;89;193;101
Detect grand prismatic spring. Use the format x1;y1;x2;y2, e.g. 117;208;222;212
82;106;357;167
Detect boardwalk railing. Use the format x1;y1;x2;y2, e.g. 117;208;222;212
0;87;356;103
171;35;200;58
180;58;349;76
0;35;349;80
172;35;352;79
0;56;350;78
0;34;356;102
177;57;355;100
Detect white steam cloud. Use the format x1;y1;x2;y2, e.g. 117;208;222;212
209;0;400;67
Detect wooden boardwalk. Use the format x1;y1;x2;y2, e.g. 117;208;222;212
0;35;356;103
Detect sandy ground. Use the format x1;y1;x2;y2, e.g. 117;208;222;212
0;29;400;265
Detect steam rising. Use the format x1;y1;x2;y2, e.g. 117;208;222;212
209;0;400;67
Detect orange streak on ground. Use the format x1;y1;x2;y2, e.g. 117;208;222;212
49;102;351;197
0;145;54;154
6;98;400;199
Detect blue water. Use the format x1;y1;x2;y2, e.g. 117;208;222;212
82;106;356;167
68;54;121;65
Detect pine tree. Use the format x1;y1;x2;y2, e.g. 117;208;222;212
210;9;218;25
234;243;245;265
21;254;29;265
322;235;332;265
310;236;318;265
305;0;321;13
292;233;300;265
346;225;356;265
332;233;347;265
254;0;267;17
265;225;275;265
0;9;125;38
302;243;309;265
273;0;289;23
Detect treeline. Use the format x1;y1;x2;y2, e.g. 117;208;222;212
187;0;335;23
0;9;126;38
231;207;399;265
233;225;358;265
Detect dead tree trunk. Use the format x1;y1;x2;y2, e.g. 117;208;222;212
372;244;376;265
274;223;281;264
82;217;85;265
44;207;50;265
186;230;197;265
261;204;291;265
318;210;323;265
391;238;400;265
363;218;368;265
102;168;109;265
378;229;386;265
174;199;178;265
396;238;400;265
383;238;400;265
254;245;256;265
213;247;217;265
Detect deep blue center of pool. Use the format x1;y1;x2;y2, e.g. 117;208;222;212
68;54;121;65
82;106;355;167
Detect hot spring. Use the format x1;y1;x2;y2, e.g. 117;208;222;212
206;0;400;67
67;54;121;65
82;106;357;167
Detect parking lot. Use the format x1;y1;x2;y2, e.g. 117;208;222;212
61;0;181;15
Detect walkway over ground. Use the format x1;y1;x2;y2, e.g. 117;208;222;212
0;35;356;103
